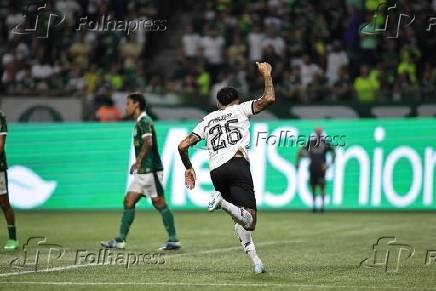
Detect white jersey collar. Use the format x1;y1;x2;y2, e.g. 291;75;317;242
136;111;147;122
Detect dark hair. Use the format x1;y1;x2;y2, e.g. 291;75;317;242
127;92;146;110
217;87;239;106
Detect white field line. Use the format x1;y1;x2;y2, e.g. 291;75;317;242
0;281;435;290
0;240;303;277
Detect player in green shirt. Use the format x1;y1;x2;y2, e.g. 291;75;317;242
0;111;19;250
101;93;180;250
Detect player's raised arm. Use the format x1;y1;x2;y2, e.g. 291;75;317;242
253;62;275;114
178;133;201;189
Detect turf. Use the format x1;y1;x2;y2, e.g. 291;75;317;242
0;211;435;290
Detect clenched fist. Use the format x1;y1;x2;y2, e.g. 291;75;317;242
256;62;272;78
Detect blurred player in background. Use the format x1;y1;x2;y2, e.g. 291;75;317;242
297;127;335;213
101;93;180;250
178;62;275;273
0;111;18;250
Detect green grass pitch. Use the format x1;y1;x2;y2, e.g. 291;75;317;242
0;211;435;290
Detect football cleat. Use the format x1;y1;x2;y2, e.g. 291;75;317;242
100;239;126;249
208;191;222;212
3;239;19;251
254;261;267;274
159;241;181;251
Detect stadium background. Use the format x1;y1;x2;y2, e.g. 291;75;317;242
0;0;435;210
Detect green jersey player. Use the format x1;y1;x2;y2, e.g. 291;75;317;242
0;111;19;250
101;93;180;250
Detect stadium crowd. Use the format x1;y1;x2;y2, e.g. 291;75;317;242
0;0;155;99
1;0;436;110
178;0;436;103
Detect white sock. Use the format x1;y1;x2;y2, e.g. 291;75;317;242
234;224;262;266
221;199;253;229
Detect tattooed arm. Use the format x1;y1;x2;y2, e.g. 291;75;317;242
178;133;201;189
253;62;275;114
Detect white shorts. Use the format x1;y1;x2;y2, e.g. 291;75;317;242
0;171;8;195
127;171;164;198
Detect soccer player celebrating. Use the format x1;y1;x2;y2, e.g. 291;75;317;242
296;127;336;213
101;93;180;250
178;62;275;273
0;111;18;250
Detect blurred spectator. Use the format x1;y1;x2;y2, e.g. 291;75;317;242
263;45;282;78
277;69;299;101
397;54;417;84
31;60;53;91
119;34;143;68
182;25;201;59
200;27;225;80
326;42;349;85
55;0;81;25
248;24;265;62
96;98;122;122
162;80;181;105
359;11;378;66
70;32;92;68
196;64;211;96
105;64;124;91
331;66;353;101
381;39;400;86
306;73;327;102
146;76;164;94
84;65;99;95
67;67;86;93
421;65;436;100
300;55;322;88
343;5;361;52
262;25;285;58
227;33;247;68
15;67;35;92
353;65;379;102
393;73;420;101
181;74;198;95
